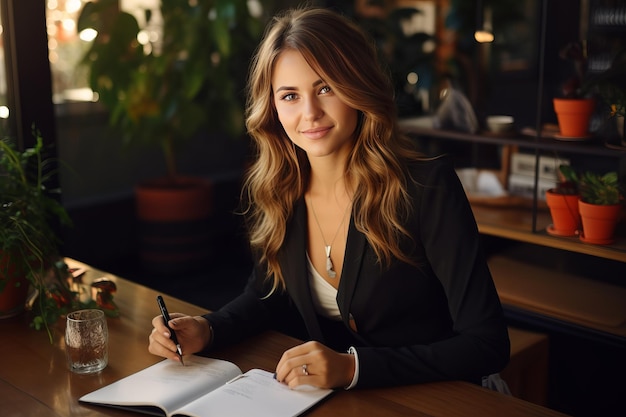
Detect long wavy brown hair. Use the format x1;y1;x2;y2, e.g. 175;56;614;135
243;7;425;293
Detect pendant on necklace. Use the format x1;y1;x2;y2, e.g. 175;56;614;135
325;245;336;278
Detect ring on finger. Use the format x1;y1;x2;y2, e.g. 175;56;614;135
302;364;308;376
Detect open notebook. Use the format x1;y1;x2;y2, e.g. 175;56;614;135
79;355;333;417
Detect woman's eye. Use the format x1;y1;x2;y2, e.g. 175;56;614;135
319;86;331;94
281;93;296;101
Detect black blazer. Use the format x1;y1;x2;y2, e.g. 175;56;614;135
205;157;510;388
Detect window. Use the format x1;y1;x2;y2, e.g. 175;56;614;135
47;0;92;102
46;0;161;103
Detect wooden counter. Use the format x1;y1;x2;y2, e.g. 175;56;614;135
0;258;570;417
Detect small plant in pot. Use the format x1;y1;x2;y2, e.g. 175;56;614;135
545;165;580;237
0;133;74;340
563;167;624;245
553;41;596;139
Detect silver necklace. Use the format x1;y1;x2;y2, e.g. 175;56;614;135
308;197;351;278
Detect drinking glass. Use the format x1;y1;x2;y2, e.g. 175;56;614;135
65;309;108;374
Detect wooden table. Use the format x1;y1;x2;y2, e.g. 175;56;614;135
0;259;570;417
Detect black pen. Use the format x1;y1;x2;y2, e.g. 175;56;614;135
156;295;184;366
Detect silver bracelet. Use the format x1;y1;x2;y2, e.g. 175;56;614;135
344;346;359;390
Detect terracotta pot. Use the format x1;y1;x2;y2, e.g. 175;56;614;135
553;98;595;137
545;190;580;236
0;251;30;319
578;200;622;245
135;176;214;275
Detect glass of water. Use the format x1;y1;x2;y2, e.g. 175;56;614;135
65;309;108;374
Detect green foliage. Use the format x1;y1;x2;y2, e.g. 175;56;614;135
77;0;265;177
578;171;622;206
0;134;71;260
555;164;578;195
559;165;623;205
0;133;73;340
558;164;577;182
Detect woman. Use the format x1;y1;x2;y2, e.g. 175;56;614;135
149;7;510;390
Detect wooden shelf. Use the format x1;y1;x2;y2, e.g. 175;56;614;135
471;204;626;263
489;255;626;340
399;122;626;158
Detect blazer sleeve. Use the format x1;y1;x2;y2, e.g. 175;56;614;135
201;264;304;350
355;157;510;387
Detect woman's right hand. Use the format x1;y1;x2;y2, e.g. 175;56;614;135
148;313;212;361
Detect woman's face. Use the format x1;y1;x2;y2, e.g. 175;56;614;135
272;49;358;159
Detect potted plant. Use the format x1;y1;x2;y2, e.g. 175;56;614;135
0;133;74;339
560;166;624;244
76;0;264;273
545;165;580;236
553;41;596;138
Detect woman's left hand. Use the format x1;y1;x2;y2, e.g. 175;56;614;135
275;341;355;389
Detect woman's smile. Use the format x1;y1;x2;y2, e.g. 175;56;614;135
300;126;333;139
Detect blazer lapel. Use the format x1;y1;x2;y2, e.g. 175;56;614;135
337;217;367;329
280;198;324;340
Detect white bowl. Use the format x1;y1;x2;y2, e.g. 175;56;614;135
486;115;514;133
